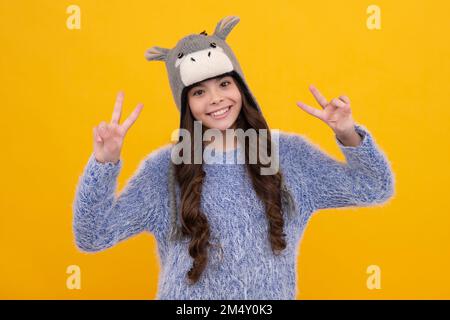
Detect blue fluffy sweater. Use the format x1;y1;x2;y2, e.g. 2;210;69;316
72;123;395;299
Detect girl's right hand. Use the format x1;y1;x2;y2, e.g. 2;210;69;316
93;91;144;164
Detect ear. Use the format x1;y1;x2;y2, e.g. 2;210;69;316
145;46;170;61
213;16;240;40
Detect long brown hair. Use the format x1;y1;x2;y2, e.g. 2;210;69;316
172;72;293;285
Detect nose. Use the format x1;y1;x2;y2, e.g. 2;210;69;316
211;97;224;105
210;88;224;105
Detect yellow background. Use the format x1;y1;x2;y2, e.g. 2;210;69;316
1;0;448;299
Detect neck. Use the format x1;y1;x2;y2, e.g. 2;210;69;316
204;124;238;152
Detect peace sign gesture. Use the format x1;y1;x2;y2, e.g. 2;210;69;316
296;85;355;136
93;91;144;164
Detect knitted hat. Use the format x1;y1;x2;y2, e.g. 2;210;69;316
144;16;297;242
144;15;262;127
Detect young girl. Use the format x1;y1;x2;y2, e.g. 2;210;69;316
73;16;395;300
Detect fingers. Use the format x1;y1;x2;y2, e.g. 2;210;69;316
296;101;324;121
309;85;328;109
339;95;350;104
97;121;111;140
330;98;346;108
111;91;124;125
297;86;351;120
121;103;144;134
93;126;102;143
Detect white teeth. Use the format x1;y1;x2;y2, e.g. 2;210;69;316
211;106;230;117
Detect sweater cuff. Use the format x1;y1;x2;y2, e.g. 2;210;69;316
83;153;123;186
335;123;370;150
334;123;385;169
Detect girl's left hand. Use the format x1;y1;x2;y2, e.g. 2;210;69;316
296;85;355;136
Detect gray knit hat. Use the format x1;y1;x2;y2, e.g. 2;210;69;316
144;15;297;242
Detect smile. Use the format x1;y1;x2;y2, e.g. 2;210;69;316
208;105;232;119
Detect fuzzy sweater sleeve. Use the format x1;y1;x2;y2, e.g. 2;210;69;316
283;123;395;212
72;146;170;252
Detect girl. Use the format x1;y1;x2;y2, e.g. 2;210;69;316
73;16;395;300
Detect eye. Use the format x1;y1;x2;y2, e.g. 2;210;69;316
210;42;217;48
177;52;184;59
192;80;230;97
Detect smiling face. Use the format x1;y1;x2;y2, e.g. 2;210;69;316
187;75;242;131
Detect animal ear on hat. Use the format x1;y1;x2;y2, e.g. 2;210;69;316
213;16;240;40
145;46;170;61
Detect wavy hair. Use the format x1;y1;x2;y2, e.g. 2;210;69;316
171;72;295;285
